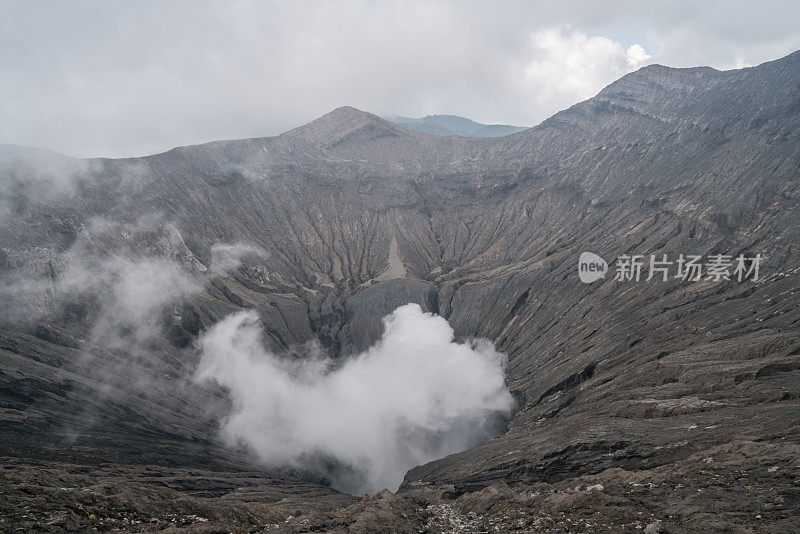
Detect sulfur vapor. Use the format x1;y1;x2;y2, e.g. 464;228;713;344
194;303;515;494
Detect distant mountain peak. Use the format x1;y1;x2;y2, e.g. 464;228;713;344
284;106;406;146
386;114;528;138
323;106;381;122
302;106;394;130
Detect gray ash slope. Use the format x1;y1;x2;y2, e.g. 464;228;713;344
1;51;800;531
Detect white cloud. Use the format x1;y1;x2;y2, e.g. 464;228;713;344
521;27;650;117
194;303;515;494
626;44;651;67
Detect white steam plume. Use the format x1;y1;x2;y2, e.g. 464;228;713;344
61;254;200;348
194;303;515;495
209;242;267;275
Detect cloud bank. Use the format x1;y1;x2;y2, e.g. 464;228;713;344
194;303;515;494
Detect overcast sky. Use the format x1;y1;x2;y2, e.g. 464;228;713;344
2;1;799;158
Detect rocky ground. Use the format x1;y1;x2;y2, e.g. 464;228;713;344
2;439;797;533
0;459;352;533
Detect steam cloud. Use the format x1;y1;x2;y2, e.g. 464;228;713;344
54;217;202;349
61;254;199;350
209;242;267;275
194;303;515;494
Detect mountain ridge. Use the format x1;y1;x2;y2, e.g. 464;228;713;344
385;114;529;138
6;49;799;163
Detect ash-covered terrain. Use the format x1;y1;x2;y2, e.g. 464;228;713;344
1;51;800;532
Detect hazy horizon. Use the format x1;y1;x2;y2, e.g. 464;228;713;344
2;0;800;158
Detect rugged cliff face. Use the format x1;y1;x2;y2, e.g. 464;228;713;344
1;51;799;531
